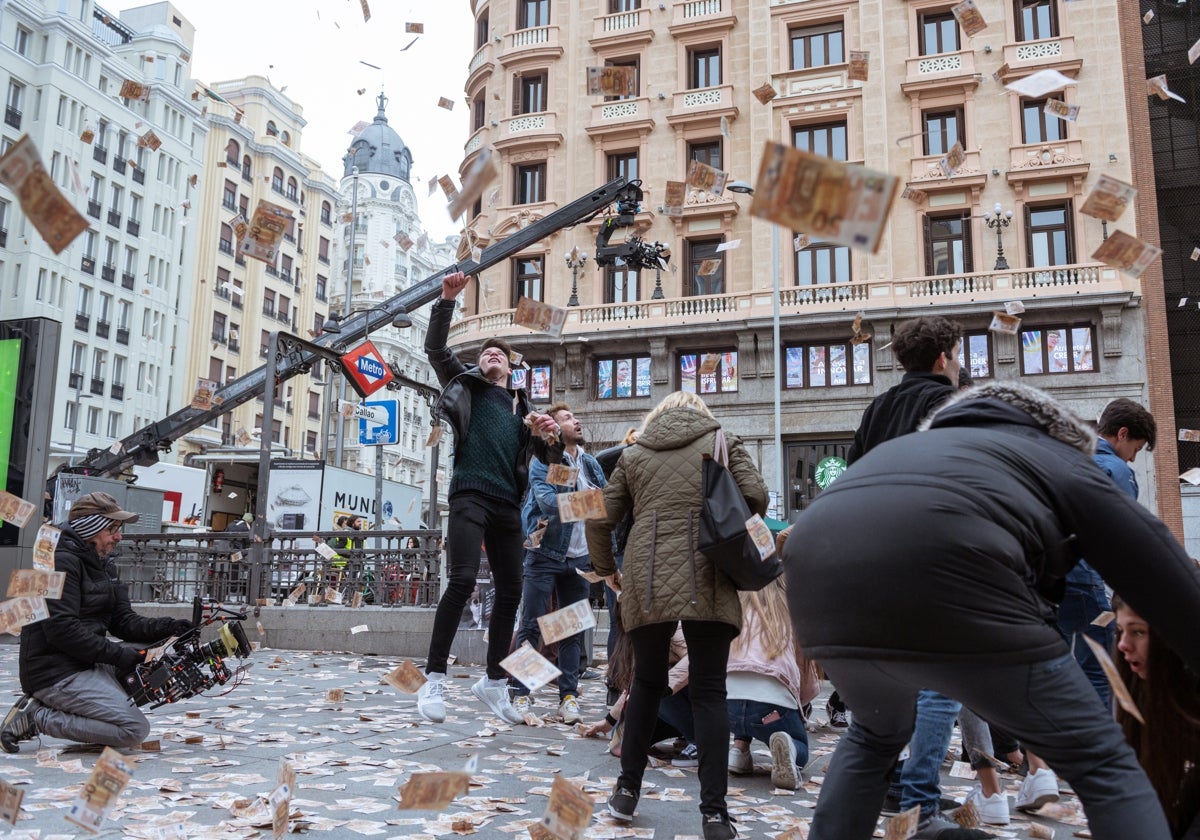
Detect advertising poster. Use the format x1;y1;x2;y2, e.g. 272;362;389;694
266;460;323;532
320;465;423;530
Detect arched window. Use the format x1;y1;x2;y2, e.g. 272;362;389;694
241;155;251;180
219;223;234;254
226;139;240;164
280;130;290;146
286;176;298;201
320;201;332;225
272;167;284;194
265;120;278;137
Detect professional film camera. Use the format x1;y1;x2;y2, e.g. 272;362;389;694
120;603;253;709
594;180;671;272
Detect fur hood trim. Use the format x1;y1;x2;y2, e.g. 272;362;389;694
920;381;1097;455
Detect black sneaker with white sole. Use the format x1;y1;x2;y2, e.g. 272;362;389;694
0;695;40;754
608;785;638;821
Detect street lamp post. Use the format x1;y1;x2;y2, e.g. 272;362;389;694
67;385;93;467
983;203;1013;271
565;246;588;307
335;166;361;469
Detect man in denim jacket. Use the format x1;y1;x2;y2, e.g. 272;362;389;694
511;403;606;724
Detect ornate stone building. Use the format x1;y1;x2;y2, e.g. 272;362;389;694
450;0;1168;522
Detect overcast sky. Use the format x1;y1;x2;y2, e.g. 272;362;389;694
111;0;475;239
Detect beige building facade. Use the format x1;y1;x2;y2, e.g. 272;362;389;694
450;0;1164;521
179;75;337;467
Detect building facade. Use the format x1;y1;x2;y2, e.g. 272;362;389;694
451;0;1165;521
178;75;338;473
329;93;458;523
0;0;205;472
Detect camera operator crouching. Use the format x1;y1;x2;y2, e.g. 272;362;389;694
1;492;196;753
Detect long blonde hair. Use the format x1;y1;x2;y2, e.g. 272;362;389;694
731;575;792;660
638;391;714;435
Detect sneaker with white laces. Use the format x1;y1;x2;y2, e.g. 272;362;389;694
826;700;849;729
702;813;738;840
1015;768;1059;813
769;731;800;790
967;786;1010;825
472;676;523;725
672;742;700;767
558;695;581;724
512;694;533;719
728;745;753;775
416;676;446;723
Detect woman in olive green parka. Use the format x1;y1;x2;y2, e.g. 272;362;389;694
587;391;768;840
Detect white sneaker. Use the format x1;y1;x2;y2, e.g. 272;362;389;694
512;694;533;719
1015;768;1059;813
968;786;1010;825
558;695;581;724
472;676;523;725
728;745;753;775
769;731;800;790
416;676;446;723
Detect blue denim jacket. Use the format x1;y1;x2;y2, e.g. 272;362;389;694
521;451;607;562
1068;438;1139;588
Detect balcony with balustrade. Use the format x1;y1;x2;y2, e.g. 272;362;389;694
999;35;1081;81
667;84;737;128
498;25;562;66
591;5;653;48
447;264;1129;346
670;0;736;36
902;50;980;97
587;97;655;138
466;41;495;91
495;112;562;152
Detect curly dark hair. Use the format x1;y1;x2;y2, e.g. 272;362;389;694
1098;398;1157;450
891;316;962;373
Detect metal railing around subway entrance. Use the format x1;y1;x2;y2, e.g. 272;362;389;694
113;530;443;608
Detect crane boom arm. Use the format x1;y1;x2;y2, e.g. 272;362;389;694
73;177;629;477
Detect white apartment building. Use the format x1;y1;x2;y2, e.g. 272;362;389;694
330;92;458;517
0;0;205;472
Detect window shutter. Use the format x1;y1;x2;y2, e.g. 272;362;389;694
922;214;934;275
512;74;522;116
962;211;974;273
1064;200;1076;264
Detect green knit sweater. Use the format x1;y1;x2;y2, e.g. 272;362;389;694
449;383;524;504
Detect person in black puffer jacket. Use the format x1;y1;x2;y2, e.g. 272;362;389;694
784;382;1200;840
1;492;194;753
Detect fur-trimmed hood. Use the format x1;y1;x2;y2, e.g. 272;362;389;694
920;381;1097;455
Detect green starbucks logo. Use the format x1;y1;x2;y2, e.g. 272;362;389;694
814;456;847;489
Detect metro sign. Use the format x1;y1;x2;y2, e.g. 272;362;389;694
340;340;394;398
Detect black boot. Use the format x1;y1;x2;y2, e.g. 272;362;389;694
0;695;40;754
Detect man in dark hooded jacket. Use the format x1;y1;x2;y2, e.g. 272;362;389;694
416;270;559;726
784;382;1200;840
1;492;193;752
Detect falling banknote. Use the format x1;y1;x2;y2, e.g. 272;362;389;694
537;598;597;645
239;200;293;265
65;746;133;833
1079;175;1137;223
6;569;65;600
1092;230;1162;279
0;135;89;254
750;142;898;254
514;297;568;338
556;488;606;523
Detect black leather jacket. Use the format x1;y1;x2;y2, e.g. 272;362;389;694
424;298;543;495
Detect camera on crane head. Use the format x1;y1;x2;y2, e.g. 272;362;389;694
594;180;671;273
119;605;253;709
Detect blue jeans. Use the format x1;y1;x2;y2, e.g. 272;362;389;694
1056;583;1114;708
728;699;809;768
512;551;590;700
895;690;961;819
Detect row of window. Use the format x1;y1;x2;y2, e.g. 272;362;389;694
506;325;1097;403
475;0;1063;124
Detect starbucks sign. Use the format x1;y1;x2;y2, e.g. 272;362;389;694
814;456;847;489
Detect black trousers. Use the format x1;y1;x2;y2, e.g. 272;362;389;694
425;492;524;680
618;620;736;818
809;654;1171;840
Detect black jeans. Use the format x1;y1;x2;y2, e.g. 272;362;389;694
618;620;736;818
810;654;1171;840
425;492;524;680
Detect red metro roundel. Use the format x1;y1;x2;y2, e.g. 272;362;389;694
340;340;394;398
